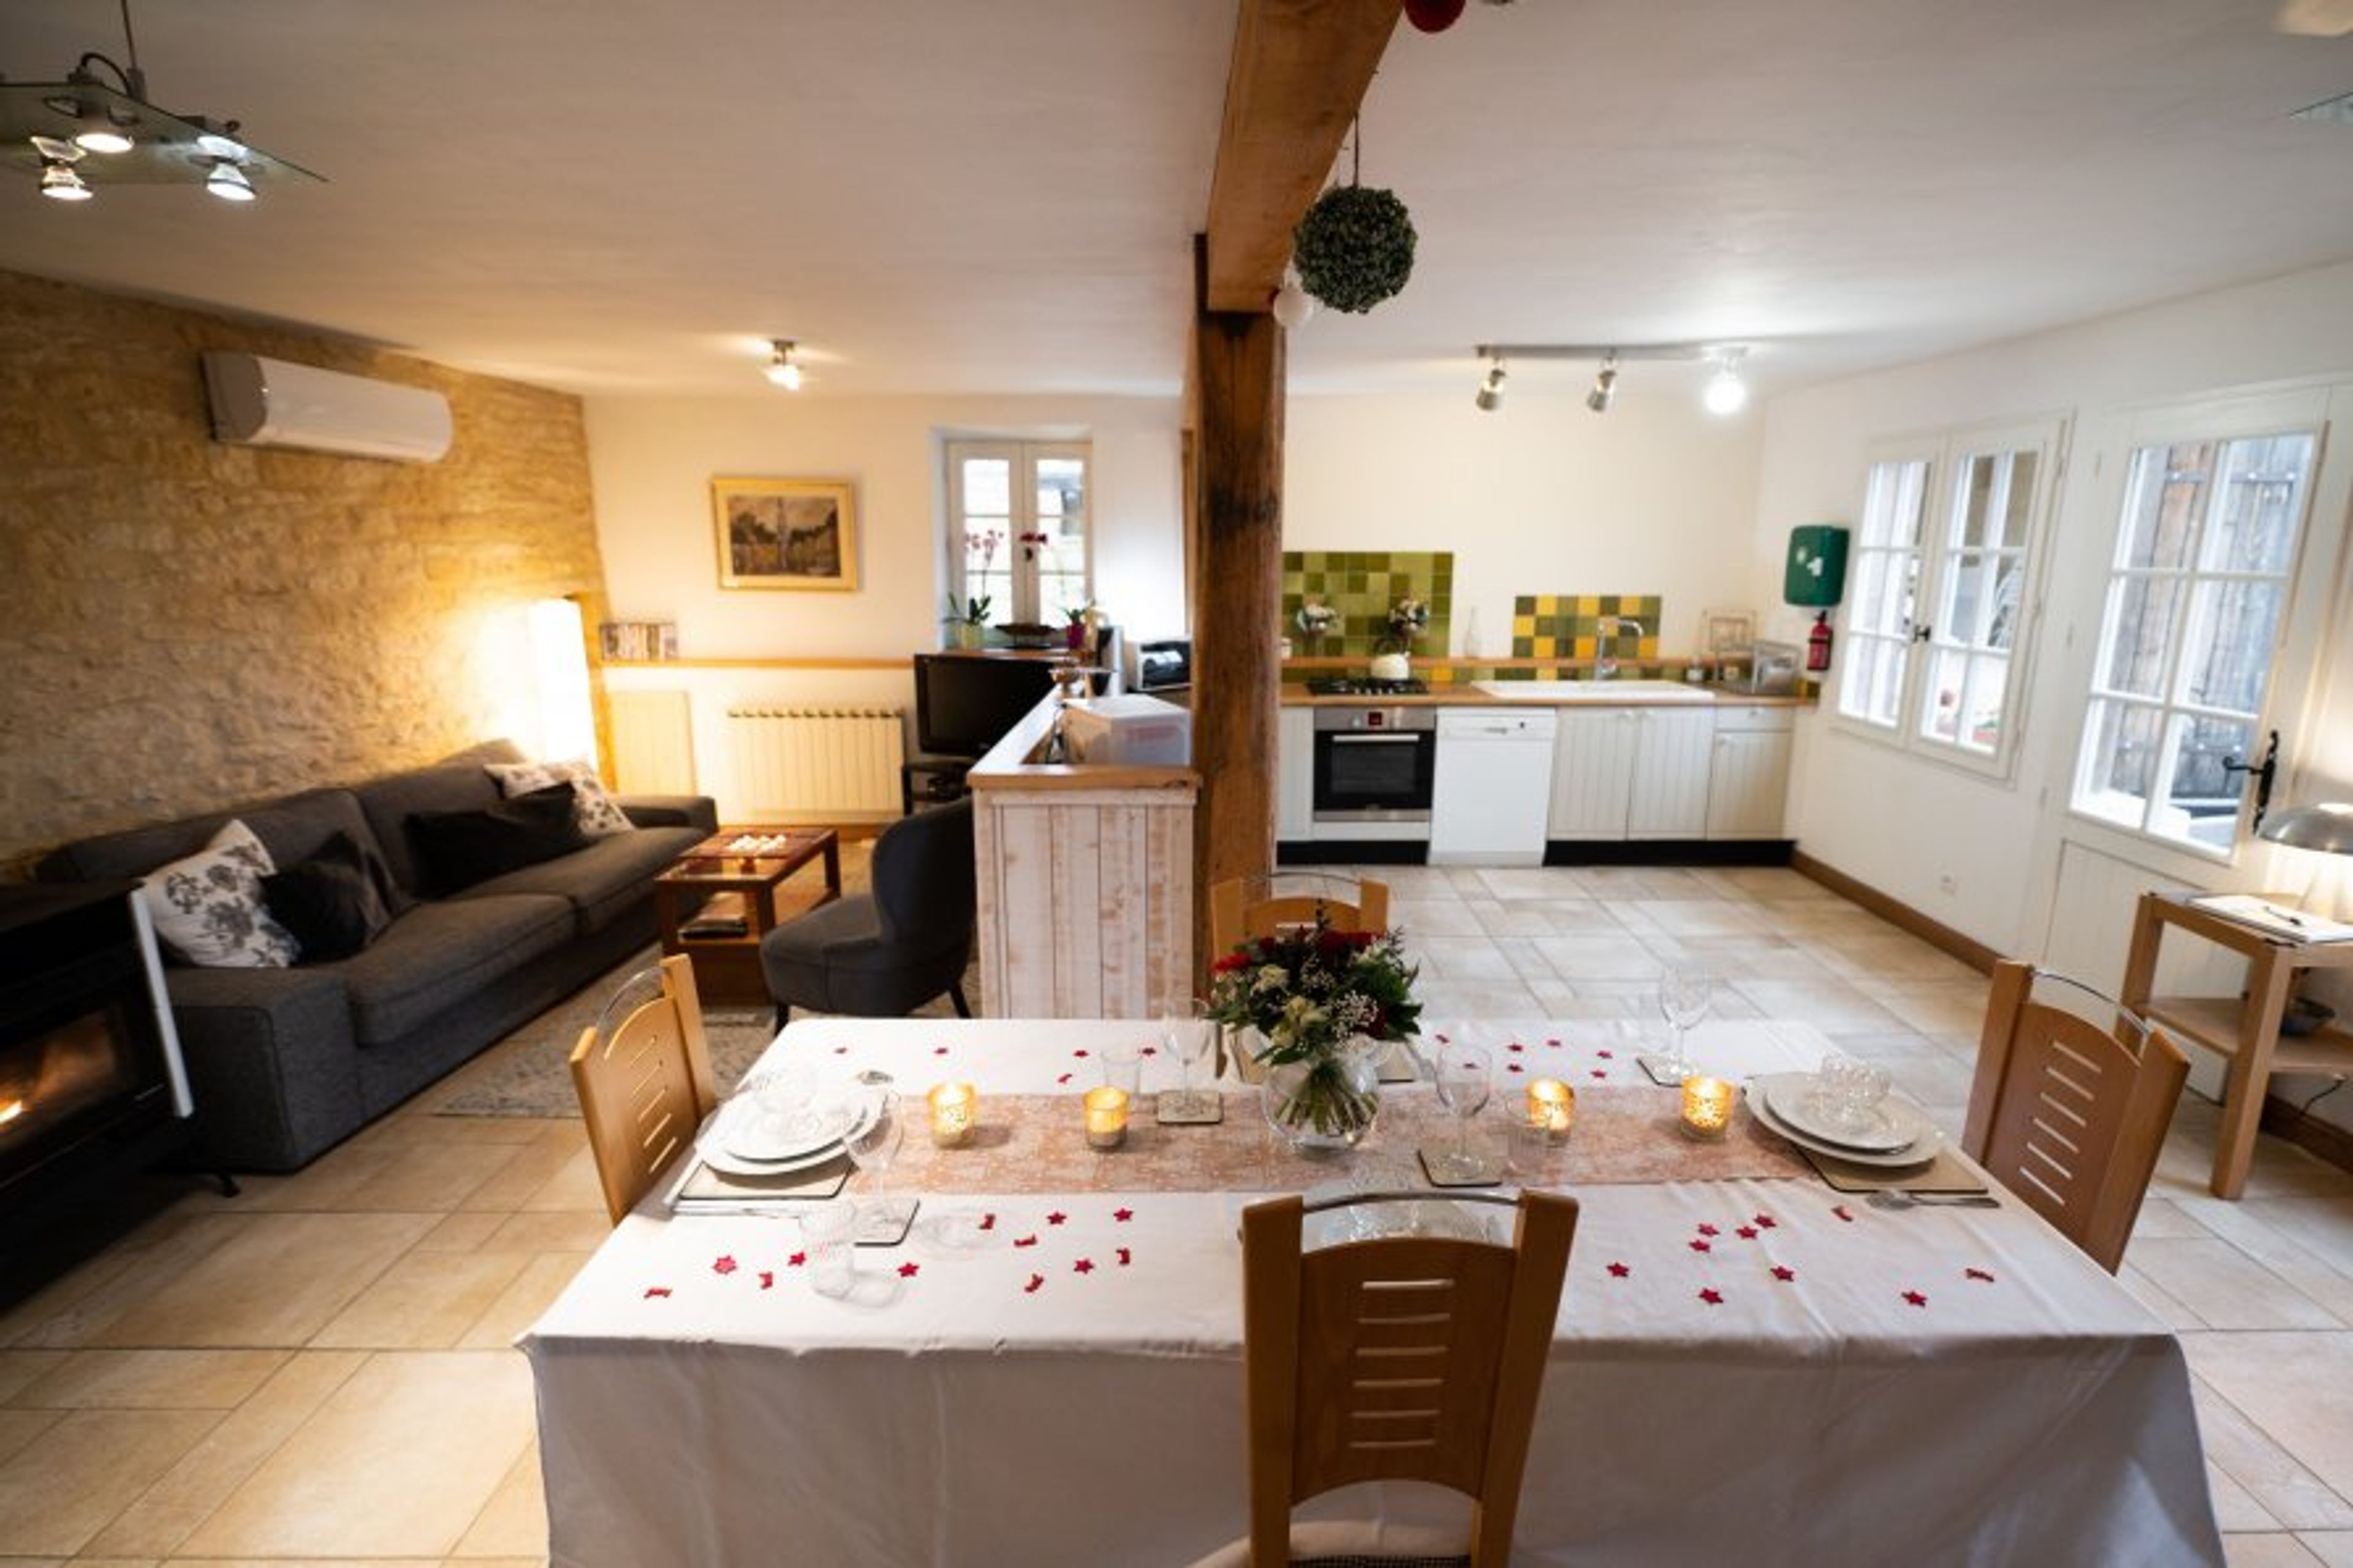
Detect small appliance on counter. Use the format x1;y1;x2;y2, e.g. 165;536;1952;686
1124;638;1191;699
1061;694;1192;767
1722;640;1802;696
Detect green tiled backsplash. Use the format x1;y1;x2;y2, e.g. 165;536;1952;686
1509;595;1664;662
1283;551;1452;651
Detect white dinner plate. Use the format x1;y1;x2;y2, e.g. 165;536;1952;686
1305;1199;1499;1249
719;1088;872;1164
1758;1074;1926;1153
1746;1078;1942;1169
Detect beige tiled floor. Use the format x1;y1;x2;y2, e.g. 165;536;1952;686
2;860;2350;1565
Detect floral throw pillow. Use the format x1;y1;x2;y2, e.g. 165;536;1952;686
483;759;635;837
139;819;300;968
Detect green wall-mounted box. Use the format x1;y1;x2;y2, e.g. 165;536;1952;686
1784;525;1849;608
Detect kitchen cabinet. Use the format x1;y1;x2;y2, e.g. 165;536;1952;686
1705;705;1794;839
1276;706;1314;843
1547;707;1714;839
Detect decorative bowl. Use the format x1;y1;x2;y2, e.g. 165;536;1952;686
993;622;1058;649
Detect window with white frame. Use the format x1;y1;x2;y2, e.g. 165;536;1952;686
1833;419;2063;774
2072;425;2318;854
945;441;1091;627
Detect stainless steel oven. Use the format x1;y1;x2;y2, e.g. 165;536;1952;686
1311;706;1436;839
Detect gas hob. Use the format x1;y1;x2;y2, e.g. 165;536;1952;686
1305;678;1430;698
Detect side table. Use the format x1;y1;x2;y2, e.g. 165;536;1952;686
2120;889;2353;1199
653;828;842;1009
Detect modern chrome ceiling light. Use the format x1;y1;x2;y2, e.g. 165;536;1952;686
1474;357;1506;412
764;340;805;390
1703;349;1749;416
1586;354;1620;414
2;0;319;203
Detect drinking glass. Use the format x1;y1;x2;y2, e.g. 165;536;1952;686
1433;1040;1493;1179
1655;966;1713;1083
800;1202;857;1298
1159;996;1216;1120
845;1085;907;1237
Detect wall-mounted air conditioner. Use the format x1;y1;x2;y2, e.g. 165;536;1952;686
202;351;454;463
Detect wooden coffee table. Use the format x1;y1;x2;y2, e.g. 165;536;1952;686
653;828;842;1008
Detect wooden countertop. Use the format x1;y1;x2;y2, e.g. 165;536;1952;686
1277;683;1813;708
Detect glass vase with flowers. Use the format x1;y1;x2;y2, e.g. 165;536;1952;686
1205;914;1422;1149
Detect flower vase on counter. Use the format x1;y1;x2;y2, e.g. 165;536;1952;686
1370;595;1429;683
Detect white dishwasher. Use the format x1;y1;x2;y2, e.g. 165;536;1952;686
1429;706;1558;866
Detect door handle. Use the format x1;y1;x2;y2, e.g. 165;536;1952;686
1330;733;1423;744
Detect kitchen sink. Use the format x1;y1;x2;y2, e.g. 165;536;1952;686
1472;680;1713;703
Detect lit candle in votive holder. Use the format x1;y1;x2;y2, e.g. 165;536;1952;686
927;1082;977;1148
1084;1086;1131;1150
1526;1078;1576;1141
1681;1076;1734;1141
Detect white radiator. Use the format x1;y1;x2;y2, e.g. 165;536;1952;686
607;691;697;796
728;707;906;822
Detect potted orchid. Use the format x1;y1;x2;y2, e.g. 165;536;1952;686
1206;914;1421;1148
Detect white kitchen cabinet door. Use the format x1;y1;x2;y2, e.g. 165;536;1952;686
1707;712;1794;839
1547;709;1640;838
1627;709;1716;838
1276;706;1314;843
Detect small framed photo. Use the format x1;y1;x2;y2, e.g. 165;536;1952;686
712;477;858;591
1701;608;1757;657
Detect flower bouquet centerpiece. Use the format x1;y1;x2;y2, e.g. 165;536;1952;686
1205;914;1421;1148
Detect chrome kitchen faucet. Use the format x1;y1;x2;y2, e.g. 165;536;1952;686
1595;616;1646;680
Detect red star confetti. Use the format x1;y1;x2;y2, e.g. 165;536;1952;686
1074;1258;1096;1274
1903;1290;1928;1308
898;1262;920;1279
1116;1246;1132;1267
1072;1048;1091;1058
1024;1273;1044;1294
1047;1211;1068;1225
1545;1037;1562;1048
758;1271;775;1290
1507;1042;1525;1054
1699;1287;1724;1305
832;1046;849;1055
788;1251;808;1268
1697;1223;1720;1237
1435;1032;1451;1044
1832;1205;1854;1223
713;1255;738;1275
1056;1072;1073;1085
1754;1214;1778;1229
1140;1045;1158;1056
1688;1239;1713;1254
1014;1235;1039;1248
1771;1265;1797;1282
1965;1267;1996;1283
1735;1225;1759;1240
1596;1048;1615;1059
1507;1062;1524;1074
643;1287;672;1299
933;1046;949;1056
1590;1068;1608;1080
979;1213;997;1231
1112;1208;1134;1222
1607;1262;1631;1278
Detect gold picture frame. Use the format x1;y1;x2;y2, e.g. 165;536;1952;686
711;477;858;591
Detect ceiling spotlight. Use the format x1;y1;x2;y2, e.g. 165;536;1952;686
764;339;804;390
205;160;254;202
1586;354;1619;414
1703;350;1749;416
64;96;135;154
39;157;93;201
1474;358;1506;412
1271;267;1318;330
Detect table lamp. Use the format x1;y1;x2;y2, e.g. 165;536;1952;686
2258;801;2353;920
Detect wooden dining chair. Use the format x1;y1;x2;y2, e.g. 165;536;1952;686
1961;960;2190;1273
1235;1189;1578;1567
1208;874;1392;1081
568;953;719;1225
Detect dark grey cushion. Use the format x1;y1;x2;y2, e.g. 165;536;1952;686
404;782;588;897
619;795;721;833
452;822;705;932
328;893;577;1047
356;740;528;896
36;788;379;885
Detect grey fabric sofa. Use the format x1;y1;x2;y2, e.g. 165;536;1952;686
36;740;716;1172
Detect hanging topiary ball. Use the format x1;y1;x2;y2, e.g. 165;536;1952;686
1291;185;1417;314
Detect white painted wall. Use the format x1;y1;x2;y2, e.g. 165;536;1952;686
1283;390;1768;659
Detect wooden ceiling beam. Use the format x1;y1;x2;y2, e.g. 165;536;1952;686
1203;0;1402;314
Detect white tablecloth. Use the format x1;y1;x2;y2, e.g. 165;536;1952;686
522;1018;2222;1567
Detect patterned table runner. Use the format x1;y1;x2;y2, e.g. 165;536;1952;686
875;1085;1811;1197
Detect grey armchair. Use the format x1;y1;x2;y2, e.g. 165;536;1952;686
759;797;976;1029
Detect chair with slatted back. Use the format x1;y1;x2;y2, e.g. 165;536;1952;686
569;953;719;1225
1961;960;2190;1273
1208;874;1392;1082
1231;1188;1579;1568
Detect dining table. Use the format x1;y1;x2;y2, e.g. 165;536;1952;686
520;1016;2224;1567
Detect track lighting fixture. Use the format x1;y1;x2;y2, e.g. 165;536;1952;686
764;339;804;390
2;1;317;202
1586;354;1619;414
1474;358;1506;412
1703;349;1749;416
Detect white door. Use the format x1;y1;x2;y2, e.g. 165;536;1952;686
1628;710;1716;838
1548;709;1640;838
1707;730;1794;838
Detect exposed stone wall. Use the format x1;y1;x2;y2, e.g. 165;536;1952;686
0;270;605;875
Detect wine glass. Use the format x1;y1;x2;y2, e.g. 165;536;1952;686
1433;1040;1493;1180
1656;966;1713;1083
844;1085;907;1238
1159;996;1214;1120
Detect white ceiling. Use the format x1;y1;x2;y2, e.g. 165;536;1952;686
3;0;2348;401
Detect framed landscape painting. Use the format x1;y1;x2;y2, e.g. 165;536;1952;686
711;477;858;591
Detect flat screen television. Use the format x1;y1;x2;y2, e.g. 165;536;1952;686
912;653;1058;759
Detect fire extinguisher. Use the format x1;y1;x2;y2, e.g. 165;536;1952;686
1806;611;1834;672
